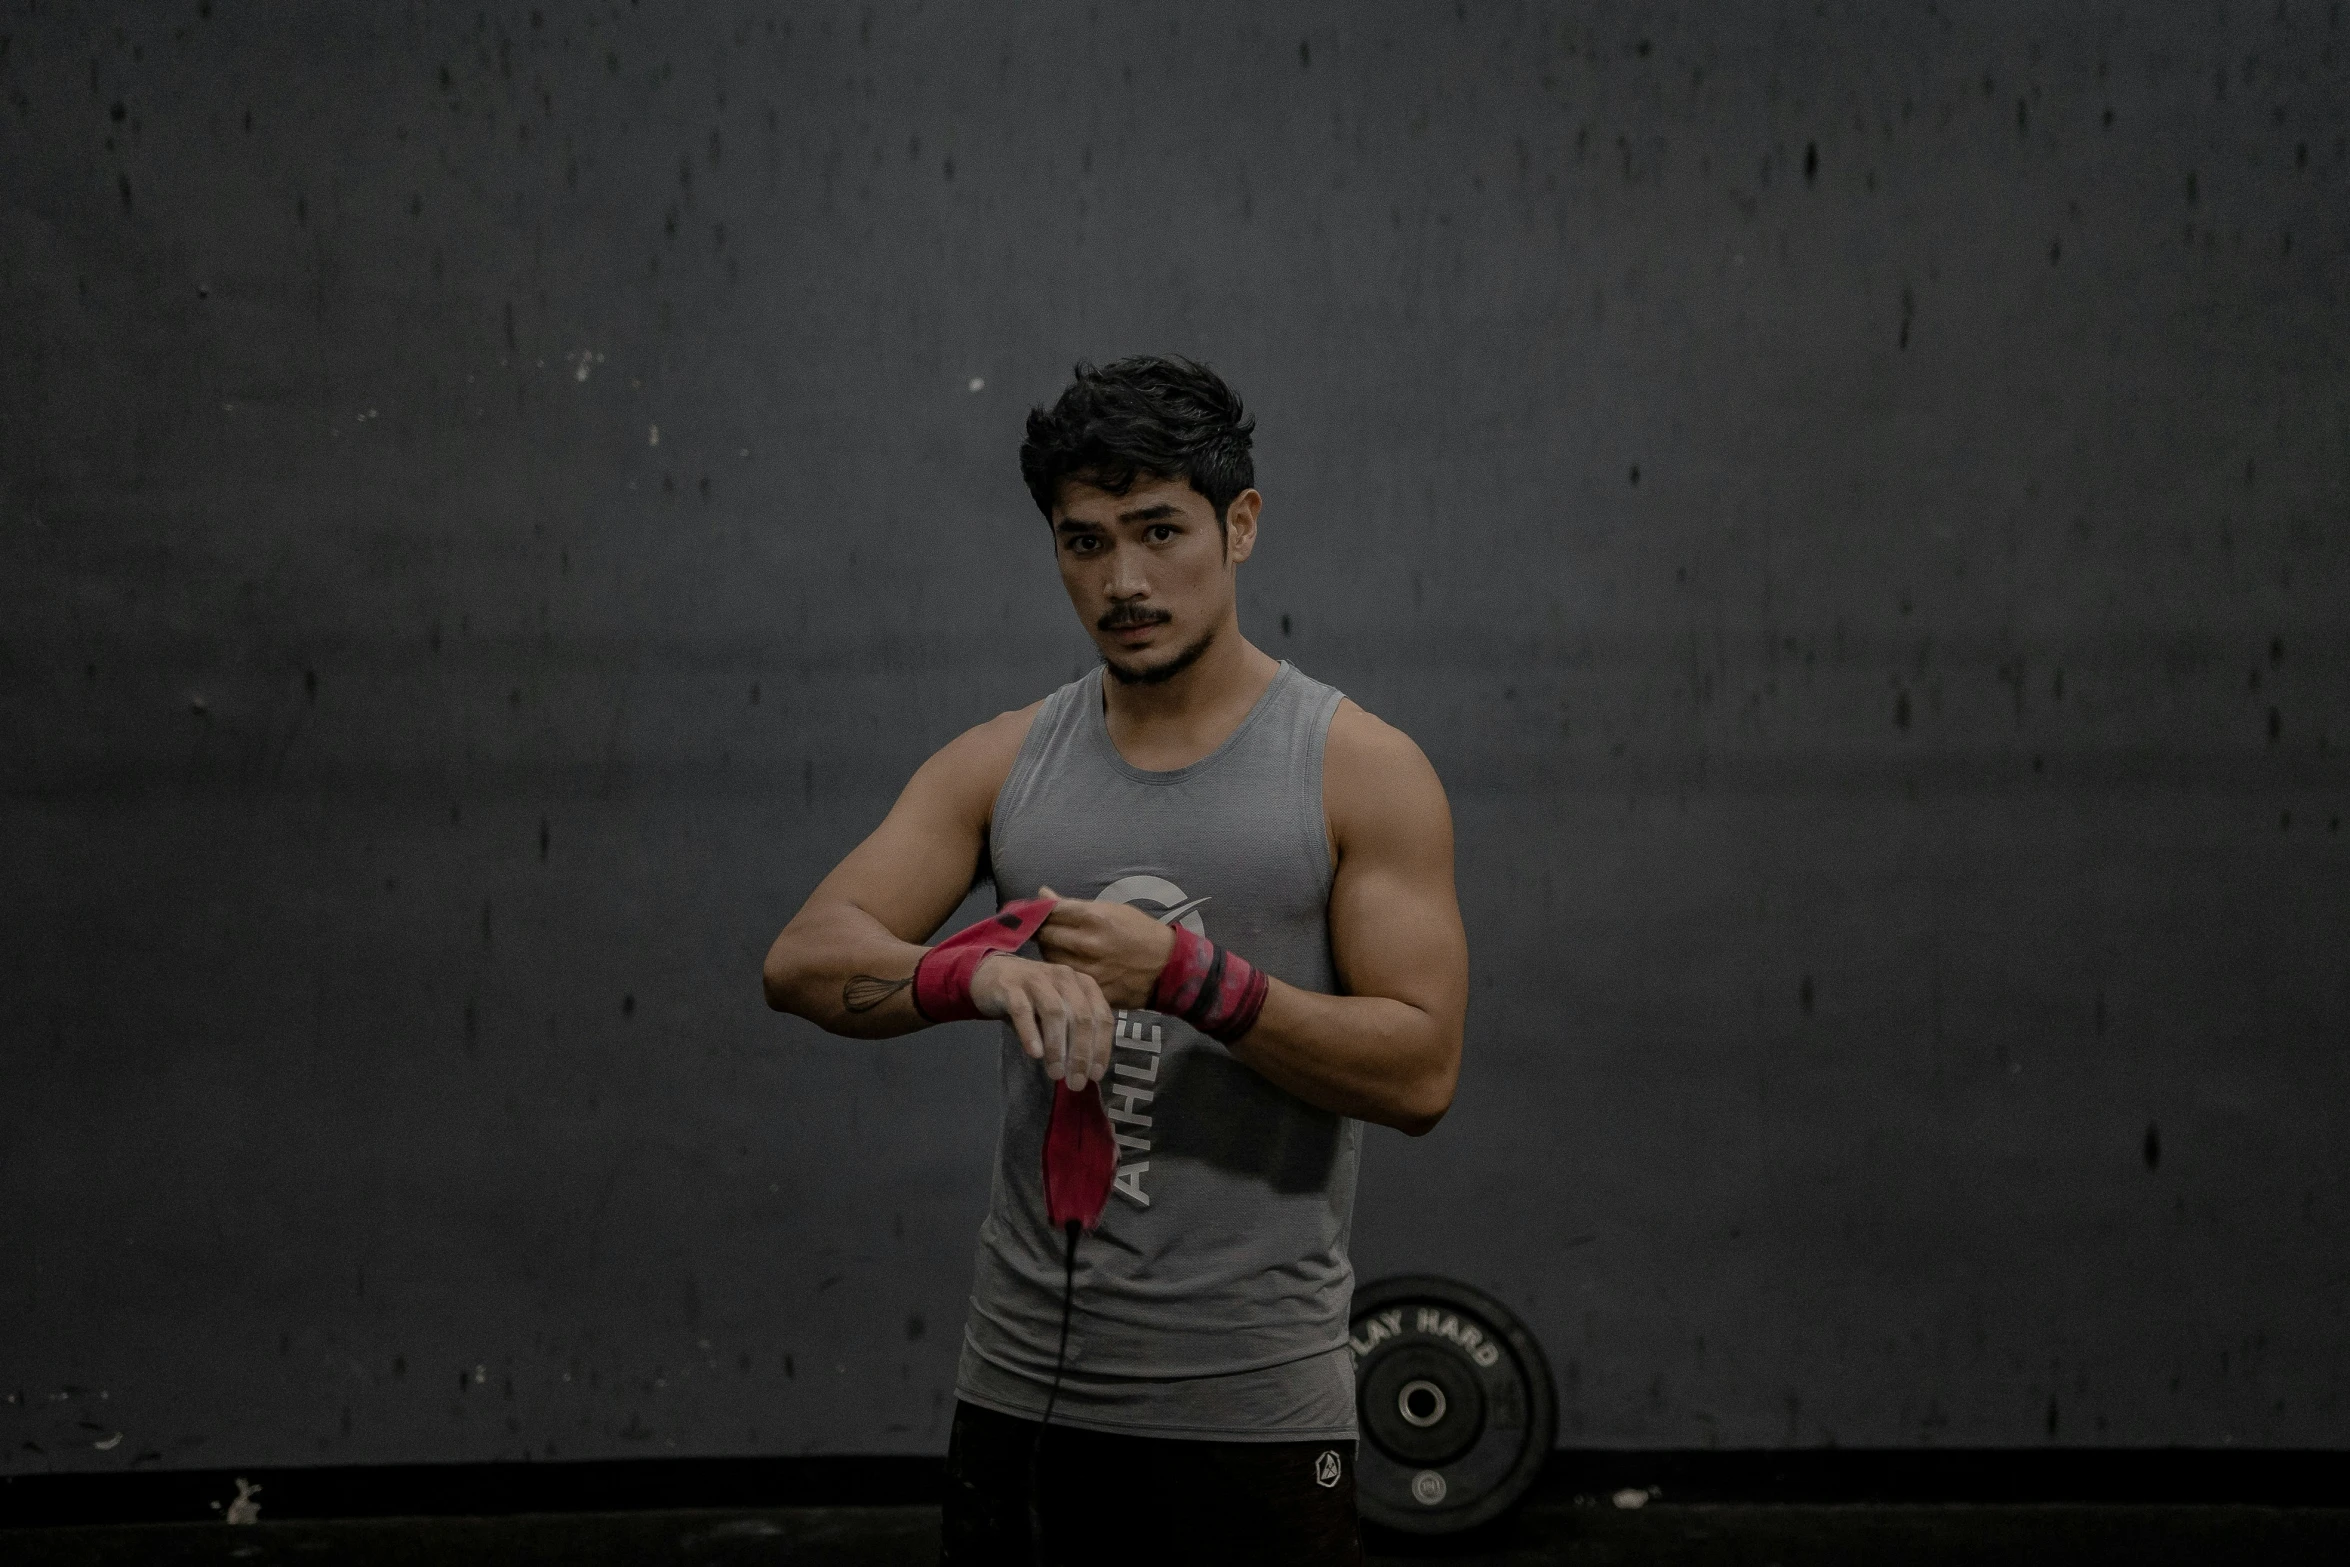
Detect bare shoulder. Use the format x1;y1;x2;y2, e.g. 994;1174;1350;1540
1323;698;1452;855
935;699;1046;776
903;699;1046;822
1326;697;1435;778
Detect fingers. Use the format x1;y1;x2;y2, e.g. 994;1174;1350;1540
1035;896;1087;955
1037;973;1072;1084
998;982;1045;1065
972;955;1043;1060
1033;927;1098;981
1069;969;1114;1087
974;956;1116;1089
1033;901;1109;968
1032;965;1114;1089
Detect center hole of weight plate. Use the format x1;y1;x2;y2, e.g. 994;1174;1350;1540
1398;1379;1448;1428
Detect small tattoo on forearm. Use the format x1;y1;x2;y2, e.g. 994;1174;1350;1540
844;973;915;1013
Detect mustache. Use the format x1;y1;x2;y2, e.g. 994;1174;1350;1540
1097;604;1172;631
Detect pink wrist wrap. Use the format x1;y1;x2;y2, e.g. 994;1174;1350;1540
1149;924;1271;1045
910;896;1058;1023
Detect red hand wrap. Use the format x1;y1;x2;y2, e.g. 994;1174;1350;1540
1149;924;1270;1045
910;896;1058;1024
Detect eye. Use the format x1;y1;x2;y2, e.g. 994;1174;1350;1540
1146;524;1178;543
1064;533;1102;553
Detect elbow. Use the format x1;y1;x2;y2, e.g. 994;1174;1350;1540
1393;1102;1449;1138
1390;1060;1458;1138
760;940;804;1014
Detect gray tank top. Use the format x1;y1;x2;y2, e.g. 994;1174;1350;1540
953;660;1362;1440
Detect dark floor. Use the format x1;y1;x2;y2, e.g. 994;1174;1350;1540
9;1502;2350;1566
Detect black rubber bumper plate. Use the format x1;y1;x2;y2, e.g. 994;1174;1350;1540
1349;1274;1557;1534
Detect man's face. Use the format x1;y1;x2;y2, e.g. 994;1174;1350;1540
1051;473;1260;686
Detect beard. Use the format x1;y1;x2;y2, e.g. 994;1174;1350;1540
1102;621;1218;687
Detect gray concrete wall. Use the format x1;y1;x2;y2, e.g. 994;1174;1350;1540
3;1;2343;1470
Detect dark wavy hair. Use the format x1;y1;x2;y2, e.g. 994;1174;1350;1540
1018;356;1256;527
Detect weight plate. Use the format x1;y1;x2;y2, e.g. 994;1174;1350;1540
1348;1275;1556;1535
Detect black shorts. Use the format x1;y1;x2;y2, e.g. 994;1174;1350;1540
940;1399;1363;1567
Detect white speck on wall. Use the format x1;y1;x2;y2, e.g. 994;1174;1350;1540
1611;1487;1654;1510
224;1478;262;1525
649;424;660;446
92;1432;121;1450
968;377;985;392
568;348;606;383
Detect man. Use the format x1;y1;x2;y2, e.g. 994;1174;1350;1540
762;356;1467;1565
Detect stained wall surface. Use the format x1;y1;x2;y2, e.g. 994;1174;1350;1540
3;2;2344;1470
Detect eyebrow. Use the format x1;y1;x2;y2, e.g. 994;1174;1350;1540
1056;503;1181;532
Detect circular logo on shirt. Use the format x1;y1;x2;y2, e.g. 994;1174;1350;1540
1094;873;1210;937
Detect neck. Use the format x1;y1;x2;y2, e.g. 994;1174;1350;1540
1098;611;1282;767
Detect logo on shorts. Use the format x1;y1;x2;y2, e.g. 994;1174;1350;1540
1315;1450;1342;1489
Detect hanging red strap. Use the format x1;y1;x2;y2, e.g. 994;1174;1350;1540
1044;1081;1118;1232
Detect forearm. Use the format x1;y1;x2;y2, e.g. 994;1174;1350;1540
1226;978;1459;1136
761;901;931;1037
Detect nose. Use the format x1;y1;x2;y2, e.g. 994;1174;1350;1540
1102;541;1149;601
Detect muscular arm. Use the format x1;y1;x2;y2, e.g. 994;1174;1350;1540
1232;703;1465;1133
761;706;1117;1083
1035;701;1467;1134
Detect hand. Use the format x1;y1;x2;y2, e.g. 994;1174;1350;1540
968;950;1114;1089
1033;886;1178;1011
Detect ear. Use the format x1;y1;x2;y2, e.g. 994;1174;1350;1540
1222;489;1263;564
